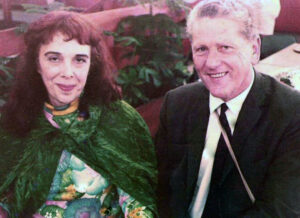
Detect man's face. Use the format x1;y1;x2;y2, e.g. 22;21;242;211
191;17;260;101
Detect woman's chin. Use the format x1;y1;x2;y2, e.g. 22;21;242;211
50;97;76;107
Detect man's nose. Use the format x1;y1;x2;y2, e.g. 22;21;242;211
205;50;221;69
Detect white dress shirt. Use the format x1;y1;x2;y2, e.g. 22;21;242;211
189;70;255;217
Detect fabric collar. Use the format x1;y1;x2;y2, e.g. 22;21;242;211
209;68;255;114
44;98;79;116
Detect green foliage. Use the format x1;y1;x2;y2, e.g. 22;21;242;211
122;0;190;13
0;56;17;108
21;2;75;14
108;14;191;107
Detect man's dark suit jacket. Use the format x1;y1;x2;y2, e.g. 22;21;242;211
155;72;300;217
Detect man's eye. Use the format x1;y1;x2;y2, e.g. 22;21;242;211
199;46;207;52
220;45;233;52
195;46;207;54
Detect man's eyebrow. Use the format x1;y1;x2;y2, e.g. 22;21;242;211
216;41;236;46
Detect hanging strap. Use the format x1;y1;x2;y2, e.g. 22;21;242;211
213;111;256;203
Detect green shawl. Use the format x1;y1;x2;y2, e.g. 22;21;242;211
0;100;157;217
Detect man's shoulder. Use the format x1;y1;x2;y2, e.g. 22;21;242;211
259;73;300;101
166;81;208;100
257;72;300;113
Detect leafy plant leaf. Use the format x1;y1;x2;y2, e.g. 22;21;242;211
113;13;191;107
115;36;142;47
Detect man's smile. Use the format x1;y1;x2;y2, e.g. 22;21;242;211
206;71;229;79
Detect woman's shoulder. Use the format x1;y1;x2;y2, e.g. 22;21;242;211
90;100;151;135
90;100;143;122
0;126;22;143
0;127;27;185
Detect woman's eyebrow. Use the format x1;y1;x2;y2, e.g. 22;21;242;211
44;51;60;56
44;52;90;58
76;54;90;58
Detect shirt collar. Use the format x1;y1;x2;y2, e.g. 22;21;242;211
209;68;255;114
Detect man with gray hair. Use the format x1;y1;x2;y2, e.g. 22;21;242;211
155;0;300;217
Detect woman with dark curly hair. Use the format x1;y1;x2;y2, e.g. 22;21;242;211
0;11;157;218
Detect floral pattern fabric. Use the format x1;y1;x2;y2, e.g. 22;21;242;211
36;150;153;218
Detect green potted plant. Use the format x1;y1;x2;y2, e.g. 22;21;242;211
105;13;193;136
109;13;192;107
0;56;17;110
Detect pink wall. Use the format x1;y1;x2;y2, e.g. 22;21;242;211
275;0;300;34
11;0;48;6
63;0;100;9
0;27;24;57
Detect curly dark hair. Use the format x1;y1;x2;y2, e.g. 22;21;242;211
0;11;121;136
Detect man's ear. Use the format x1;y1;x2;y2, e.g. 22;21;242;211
251;35;261;65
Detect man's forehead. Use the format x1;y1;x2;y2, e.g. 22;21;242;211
191;17;247;40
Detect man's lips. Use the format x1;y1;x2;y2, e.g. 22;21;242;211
57;84;76;92
207;71;228;78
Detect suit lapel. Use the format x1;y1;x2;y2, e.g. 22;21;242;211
186;84;210;201
220;72;268;183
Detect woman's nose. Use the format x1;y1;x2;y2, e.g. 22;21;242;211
61;61;74;78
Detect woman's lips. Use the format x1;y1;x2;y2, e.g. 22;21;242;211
57;84;76;92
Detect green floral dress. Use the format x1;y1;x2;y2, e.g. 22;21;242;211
0;101;157;218
36;150;152;218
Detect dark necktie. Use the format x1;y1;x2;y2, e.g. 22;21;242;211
202;103;232;217
218;103;232;142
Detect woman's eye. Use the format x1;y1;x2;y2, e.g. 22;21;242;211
47;56;60;62
74;56;88;64
76;58;86;63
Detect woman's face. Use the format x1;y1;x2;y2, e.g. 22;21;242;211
38;32;91;107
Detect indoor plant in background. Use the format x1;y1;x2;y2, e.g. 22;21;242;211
81;0;194;135
106;12;193;136
0;56;16;109
0;0;22;109
109;13;192;107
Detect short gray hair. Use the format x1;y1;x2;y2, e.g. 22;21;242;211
186;0;259;40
